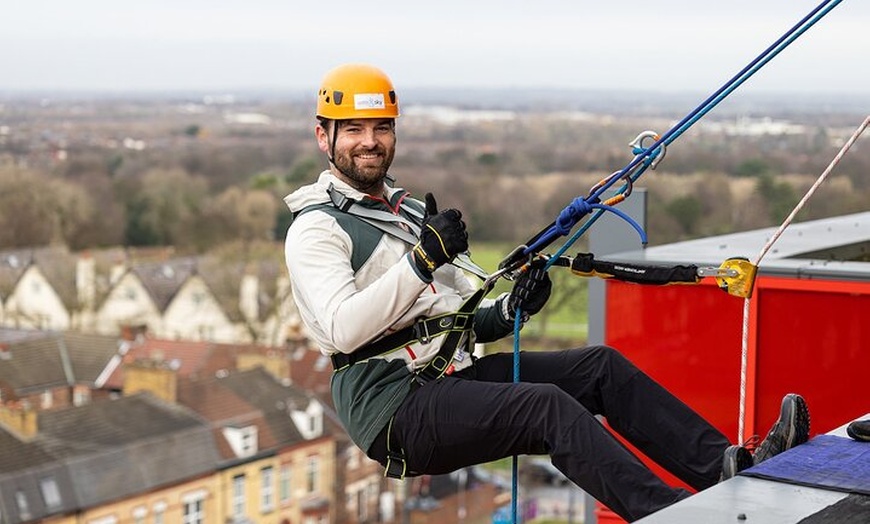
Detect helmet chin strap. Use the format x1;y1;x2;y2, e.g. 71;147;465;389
327;120;354;182
326;120;339;168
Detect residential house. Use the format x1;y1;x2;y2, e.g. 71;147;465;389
90;252;298;346
0;339;338;524
128;362;335;524
93;257;197;341
0;245;301;347
0;246;78;331
0;392;222;524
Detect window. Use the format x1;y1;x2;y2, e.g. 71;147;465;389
182;496;204;524
88;515;118;524
279;464;292;504
260;466;274;513
232;474;246;518
15;490;30;520
132;506;147;524
222;425;258;458
291;402;324;439
153;501;166;524
306;456;319;494
347;447;359;470
356;488;368;522
240;427;256;455
39;477;62;509
41;390;53;409
73;387;91;406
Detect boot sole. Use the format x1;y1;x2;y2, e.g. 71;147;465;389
782;393;810;449
722;445;753;480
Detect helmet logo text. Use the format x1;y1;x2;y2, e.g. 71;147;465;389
354;93;386;111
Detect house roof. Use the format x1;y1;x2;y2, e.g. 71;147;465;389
38;392;205;451
607;211;870;280
177;374;280;460
130;257;198;311
0;250;29;299
0;331;120;397
0;393;220;524
0;246;76;307
0;328;49;344
102;337;294;390
214;367;310;445
176;367;332;464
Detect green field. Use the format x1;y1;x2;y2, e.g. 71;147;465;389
466;242;589;349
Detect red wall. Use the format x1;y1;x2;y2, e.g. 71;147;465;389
603;275;870;488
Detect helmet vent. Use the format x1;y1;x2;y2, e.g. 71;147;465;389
389;91;396;104
334;91;344;106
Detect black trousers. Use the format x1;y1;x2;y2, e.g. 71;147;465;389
370;346;729;522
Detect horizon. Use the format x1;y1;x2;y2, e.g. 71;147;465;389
2;1;868;96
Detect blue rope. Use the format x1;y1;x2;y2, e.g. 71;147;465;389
523;0;844;260
511;308;523;523
506;3;846;523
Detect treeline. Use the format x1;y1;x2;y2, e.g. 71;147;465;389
1;104;868;253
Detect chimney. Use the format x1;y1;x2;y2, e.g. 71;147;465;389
240;271;259;322
76;253;96;310
123;359;178;403
237;352;289;381
0;403;38;439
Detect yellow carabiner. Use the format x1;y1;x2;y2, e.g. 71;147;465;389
715;257;758;299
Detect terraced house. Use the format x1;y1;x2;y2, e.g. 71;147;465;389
0;329;336;524
0;246;301;346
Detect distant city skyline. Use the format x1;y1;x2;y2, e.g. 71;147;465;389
2;1;868;96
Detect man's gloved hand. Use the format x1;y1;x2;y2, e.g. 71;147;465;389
412;193;468;275
504;258;552;322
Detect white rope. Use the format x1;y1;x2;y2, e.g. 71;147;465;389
738;115;870;443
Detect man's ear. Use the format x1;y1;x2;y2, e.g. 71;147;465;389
315;124;330;153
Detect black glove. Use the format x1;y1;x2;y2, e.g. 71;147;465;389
412;193;469;275
505;259;552;321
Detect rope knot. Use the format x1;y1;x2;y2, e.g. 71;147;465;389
555;198;592;235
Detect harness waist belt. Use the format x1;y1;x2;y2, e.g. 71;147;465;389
330;312;474;370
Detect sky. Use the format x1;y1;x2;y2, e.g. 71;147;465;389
1;0;868;96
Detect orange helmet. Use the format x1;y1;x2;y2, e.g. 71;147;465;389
316;63;400;120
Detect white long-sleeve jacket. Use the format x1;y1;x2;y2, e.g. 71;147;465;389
285;171;508;369
283;171;512;451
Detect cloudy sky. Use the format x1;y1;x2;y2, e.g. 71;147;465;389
2;0;867;95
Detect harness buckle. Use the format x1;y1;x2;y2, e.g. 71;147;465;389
327;183;355;212
413;318;432;344
384;452;408;480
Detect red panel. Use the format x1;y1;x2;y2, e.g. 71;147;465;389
754;282;870;436
603;275;870;492
606;280;746;439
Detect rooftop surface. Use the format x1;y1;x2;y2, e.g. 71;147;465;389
609;212;870;281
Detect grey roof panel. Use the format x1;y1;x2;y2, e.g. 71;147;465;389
0;331;120;396
39;393;204;448
605;211;870;280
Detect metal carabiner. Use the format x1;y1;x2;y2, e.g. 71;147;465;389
629;130;667;170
